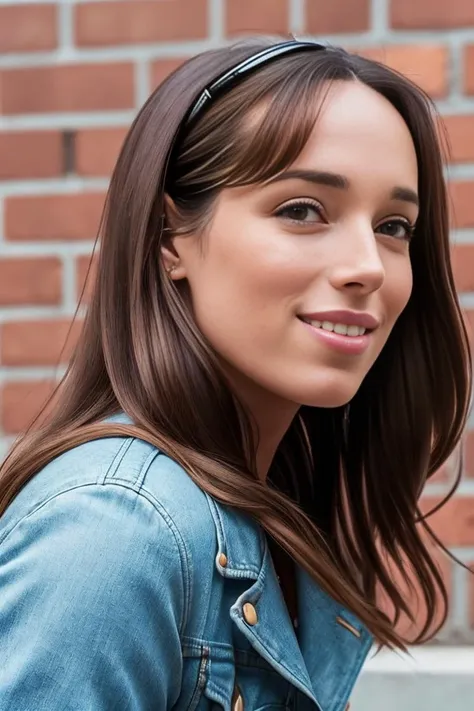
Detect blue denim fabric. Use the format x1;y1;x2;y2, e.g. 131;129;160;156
0;414;372;710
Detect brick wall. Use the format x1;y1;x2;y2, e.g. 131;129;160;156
0;0;473;641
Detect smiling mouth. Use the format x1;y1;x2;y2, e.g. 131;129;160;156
298;317;373;338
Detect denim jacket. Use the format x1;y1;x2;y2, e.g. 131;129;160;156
0;415;372;710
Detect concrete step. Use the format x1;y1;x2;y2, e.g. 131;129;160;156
351;647;474;711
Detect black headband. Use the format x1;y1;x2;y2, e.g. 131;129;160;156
185;40;326;126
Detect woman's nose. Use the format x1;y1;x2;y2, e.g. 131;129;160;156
328;223;386;295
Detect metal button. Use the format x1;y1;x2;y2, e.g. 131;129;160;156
232;685;244;711
243;602;258;625
218;553;228;567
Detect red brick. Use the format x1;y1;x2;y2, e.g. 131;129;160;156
431;448;468;484
0;4;57;53
377;538;452;640
0;64;134;115
0;131;63;180
76;253;97;303
75;128;128;177
442;115;474;163
465;310;474;345
0;257;62;306
462;309;474;360
1;319;83;367
391;0;474;29
419;496;474;546
452;245;474;292
430;463;449;484
1;380;57;435
464;431;474;478
306;0;370;33
359;46;448;98
464;46;474;95
5;193;106;242
449;182;474;229
226;0;289;35
469;563;474;627
150;58;188;88
75;0;207;46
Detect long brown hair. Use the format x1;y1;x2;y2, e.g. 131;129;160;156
0;37;471;649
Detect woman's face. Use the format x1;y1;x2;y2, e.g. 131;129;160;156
168;80;418;411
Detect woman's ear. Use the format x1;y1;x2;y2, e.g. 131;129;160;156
163;193;181;234
161;194;187;280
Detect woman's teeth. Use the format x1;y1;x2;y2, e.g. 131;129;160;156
303;319;366;337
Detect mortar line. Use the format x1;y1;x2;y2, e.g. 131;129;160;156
209;0;225;42
450;562;470;629
61;252;78;313
370;0;389;39
0;198;4;242
135;59;151;108
289;0;305;36
0;112;135;132
58;0;74;53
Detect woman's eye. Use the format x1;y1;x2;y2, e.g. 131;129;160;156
377;219;415;241
275;200;323;224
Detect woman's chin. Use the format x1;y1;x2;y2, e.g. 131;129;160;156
300;392;354;408
290;376;363;409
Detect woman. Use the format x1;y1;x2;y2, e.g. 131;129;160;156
0;36;470;710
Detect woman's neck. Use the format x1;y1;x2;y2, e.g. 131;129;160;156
222;364;299;480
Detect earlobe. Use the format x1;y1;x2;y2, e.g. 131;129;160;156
161;195;186;279
161;245;186;280
165;263;186;280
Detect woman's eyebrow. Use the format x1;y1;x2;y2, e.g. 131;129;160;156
391;186;419;207
266;169;349;190
266;169;419;207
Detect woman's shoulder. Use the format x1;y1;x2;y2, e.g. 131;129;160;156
0;429;202;706
0;425;217;572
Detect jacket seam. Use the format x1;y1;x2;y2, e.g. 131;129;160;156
182;635;234;653
1;480;190;635
137;450;192;632
100;437;135;483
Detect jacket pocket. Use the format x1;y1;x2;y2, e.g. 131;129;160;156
177;643;210;711
201;646;290;711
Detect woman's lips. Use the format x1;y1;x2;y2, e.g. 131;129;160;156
298;316;373;355
297;309;380;331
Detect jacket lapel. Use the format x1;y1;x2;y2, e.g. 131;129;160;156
297;566;373;711
107;412;372;710
207;495;322;707
209;496;373;711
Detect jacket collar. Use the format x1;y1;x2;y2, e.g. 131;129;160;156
206;494;263;580
109;413;373;709
208;495;373;711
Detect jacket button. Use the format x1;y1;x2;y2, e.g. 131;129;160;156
232;686;244;711
218;553;228;567
243;602;258;625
